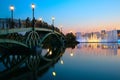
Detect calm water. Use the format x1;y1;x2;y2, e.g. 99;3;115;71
0;43;120;80
39;43;120;80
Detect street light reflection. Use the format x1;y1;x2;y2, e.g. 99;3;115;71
70;53;74;56
70;49;74;57
52;71;56;76
49;51;52;55
47;49;49;52
60;60;64;64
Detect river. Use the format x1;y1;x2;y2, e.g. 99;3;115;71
39;43;120;80
0;43;120;80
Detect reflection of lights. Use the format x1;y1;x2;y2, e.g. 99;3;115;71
70;49;74;56
47;49;49;52
60;60;64;64
103;45;108;48
52;71;56;76
88;43;99;49
70;53;73;56
49;51;52;55
88;39;100;43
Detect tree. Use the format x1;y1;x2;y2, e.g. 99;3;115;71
65;32;76;43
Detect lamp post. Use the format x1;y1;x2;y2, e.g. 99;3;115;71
31;3;35;30
52;16;55;32
60;25;62;33
10;5;14;28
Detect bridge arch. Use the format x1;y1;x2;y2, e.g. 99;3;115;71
25;31;41;48
40;32;62;44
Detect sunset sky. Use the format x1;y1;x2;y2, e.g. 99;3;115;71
0;0;120;33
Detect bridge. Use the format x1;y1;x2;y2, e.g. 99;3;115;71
0;18;65;51
0;18;66;79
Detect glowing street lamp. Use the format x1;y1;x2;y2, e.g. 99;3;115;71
39;18;42;22
10;5;14;27
31;3;35;9
38;17;43;27
31;3;35;30
52;16;55;32
52;16;55;25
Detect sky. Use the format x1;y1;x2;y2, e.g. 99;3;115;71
0;0;120;34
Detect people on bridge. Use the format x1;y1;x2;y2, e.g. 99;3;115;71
26;17;31;27
18;19;21;28
32;17;36;28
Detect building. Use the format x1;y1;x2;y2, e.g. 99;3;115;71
76;30;120;43
117;30;120;43
75;32;82;42
100;30;120;42
101;30;107;42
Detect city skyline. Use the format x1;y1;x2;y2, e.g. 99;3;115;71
0;0;120;33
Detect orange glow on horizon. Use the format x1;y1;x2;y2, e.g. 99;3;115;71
63;24;120;34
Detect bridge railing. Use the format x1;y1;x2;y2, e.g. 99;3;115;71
0;18;61;33
0;18;25;29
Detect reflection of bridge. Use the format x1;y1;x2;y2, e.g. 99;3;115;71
0;45;66;80
0;18;65;49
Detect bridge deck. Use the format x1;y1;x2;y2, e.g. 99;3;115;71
0;28;54;35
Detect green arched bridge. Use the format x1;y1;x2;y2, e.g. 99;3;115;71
0;18;65;50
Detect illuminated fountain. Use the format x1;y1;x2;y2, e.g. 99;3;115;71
87;33;100;43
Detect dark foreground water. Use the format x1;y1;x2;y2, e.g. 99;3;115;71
0;43;120;80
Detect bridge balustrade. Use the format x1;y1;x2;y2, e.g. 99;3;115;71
0;18;61;33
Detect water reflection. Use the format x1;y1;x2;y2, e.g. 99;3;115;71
54;43;120;80
1;43;120;80
0;44;66;80
60;59;64;64
77;43;120;56
70;49;74;57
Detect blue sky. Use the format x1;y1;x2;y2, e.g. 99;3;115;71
0;0;120;33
